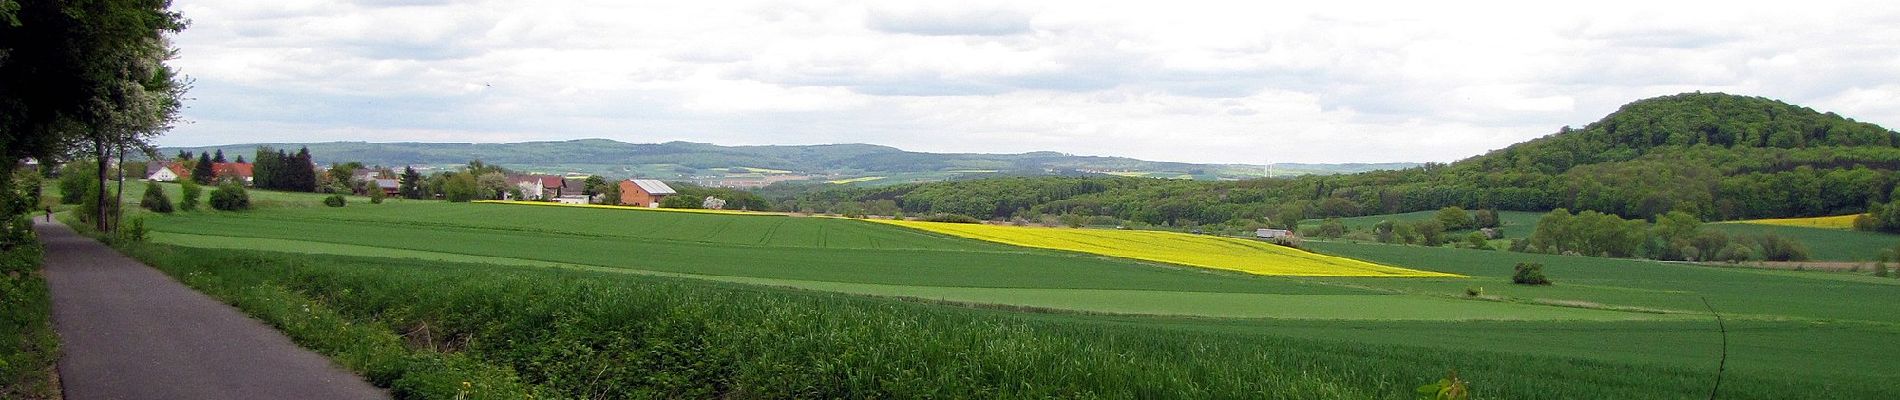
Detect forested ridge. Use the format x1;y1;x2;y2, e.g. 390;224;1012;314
782;93;1900;229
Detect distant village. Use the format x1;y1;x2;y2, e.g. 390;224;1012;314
141;149;730;209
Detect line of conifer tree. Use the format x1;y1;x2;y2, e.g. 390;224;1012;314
250;146;318;192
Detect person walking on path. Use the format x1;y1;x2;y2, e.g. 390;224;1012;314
35;218;387;400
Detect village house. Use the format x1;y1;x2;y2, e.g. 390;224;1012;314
213;162;254;185
1255;228;1293;239
618;179;676;208
145;162;187;182
506;175;566;201
146;162;254;185
375;178;400;196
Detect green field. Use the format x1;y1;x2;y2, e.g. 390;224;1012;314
1707;222;1900;261
117;183;1900;398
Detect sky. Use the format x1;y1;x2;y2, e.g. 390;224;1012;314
162;0;1900;164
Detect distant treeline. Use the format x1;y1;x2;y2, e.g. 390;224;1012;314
777;93;1900;230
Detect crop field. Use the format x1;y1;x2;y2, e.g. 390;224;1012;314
1705;222;1900;261
117;183;1900;398
1726;214;1863;230
871;219;1453;277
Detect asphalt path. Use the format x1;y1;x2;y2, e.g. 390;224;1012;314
37;218;386;400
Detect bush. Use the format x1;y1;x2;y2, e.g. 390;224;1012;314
1464;286;1484;297
1714;243;1753;263
1753;234;1810;262
323;194;347;207
368;188;386;204
1876;262;1891;278
57;162;96;205
1313;218;1347;238
1512;262;1551;285
921;214;981;224
209;182;251;211
178;179;202;211
140;183;173;213
1463;232;1491;250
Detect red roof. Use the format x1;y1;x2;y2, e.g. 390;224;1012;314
213;162;253;179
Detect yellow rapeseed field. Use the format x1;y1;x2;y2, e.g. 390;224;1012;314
870;219;1459;277
472;200;786;216
1730;214;1862;230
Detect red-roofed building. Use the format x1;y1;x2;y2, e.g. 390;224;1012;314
145;162;188;182
212;162;254;185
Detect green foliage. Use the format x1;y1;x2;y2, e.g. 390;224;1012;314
140;181;172;213
1526;209;1648;257
1314;218;1347;238
0;229;54;399
178;179;201;211
1463;232;1491;250
1854;201;1900;233
1752;234;1811;262
658;194;701;209
323;194;346;208
1411;220;1446;246
440;173;477;202
57;162;96;205
1473;209;1501;229
1436;206;1472;230
1512;262;1551;285
921;213;981;223
191;152;214;184
209;182;250;211
1415;370;1469;400
367;186;385;204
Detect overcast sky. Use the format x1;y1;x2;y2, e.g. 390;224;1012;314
162;0;1900;164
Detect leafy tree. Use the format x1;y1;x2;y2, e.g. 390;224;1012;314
582;175;607;196
58;162;97;204
1412;220;1446;246
1753;234;1810;262
1435;206;1472;230
191;152;213;184
1472;209;1501;229
209;181;249;211
598;182;622;205
659;195;702;209
475;172;508;200
139;182;171;213
1512;262;1551;285
1313;218;1347;238
441;173;479;202
1464;232;1490;250
178;179;200;211
368;185;385;204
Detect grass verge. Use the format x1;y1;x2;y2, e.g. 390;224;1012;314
1;217;57;399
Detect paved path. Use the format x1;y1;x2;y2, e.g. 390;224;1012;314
37;219;387;400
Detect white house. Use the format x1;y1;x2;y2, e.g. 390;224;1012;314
146;163;185;182
1255;228;1293;239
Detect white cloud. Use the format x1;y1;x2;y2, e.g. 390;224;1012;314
161;0;1900;163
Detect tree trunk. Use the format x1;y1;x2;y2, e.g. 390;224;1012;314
94;139;110;232
115;145;127;229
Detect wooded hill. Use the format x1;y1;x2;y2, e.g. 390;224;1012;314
785;93;1900;227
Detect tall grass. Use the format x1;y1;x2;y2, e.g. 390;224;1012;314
114;243;1889;399
0;217;56;399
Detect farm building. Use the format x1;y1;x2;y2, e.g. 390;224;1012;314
507;175;566;200
553;195;592;205
1255;228;1293;239
145;162;187;182
374;179;400;196
618;179;676;208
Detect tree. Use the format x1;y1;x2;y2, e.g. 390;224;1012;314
1435;206;1472;230
140;182;171;213
1512;262;1551;285
191;152;213;184
399;166;422;199
233;155;244;163
212;149;225;163
58;161;97;204
1313;218;1347;238
441;173;478;202
599;182;622;205
1473;209;1501;229
475;172;508;200
582;175;607;196
2;0;187;232
208;181;249;211
178;179;200;211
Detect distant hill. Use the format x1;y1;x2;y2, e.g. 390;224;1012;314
157;140;1418;184
789;92;1900;224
